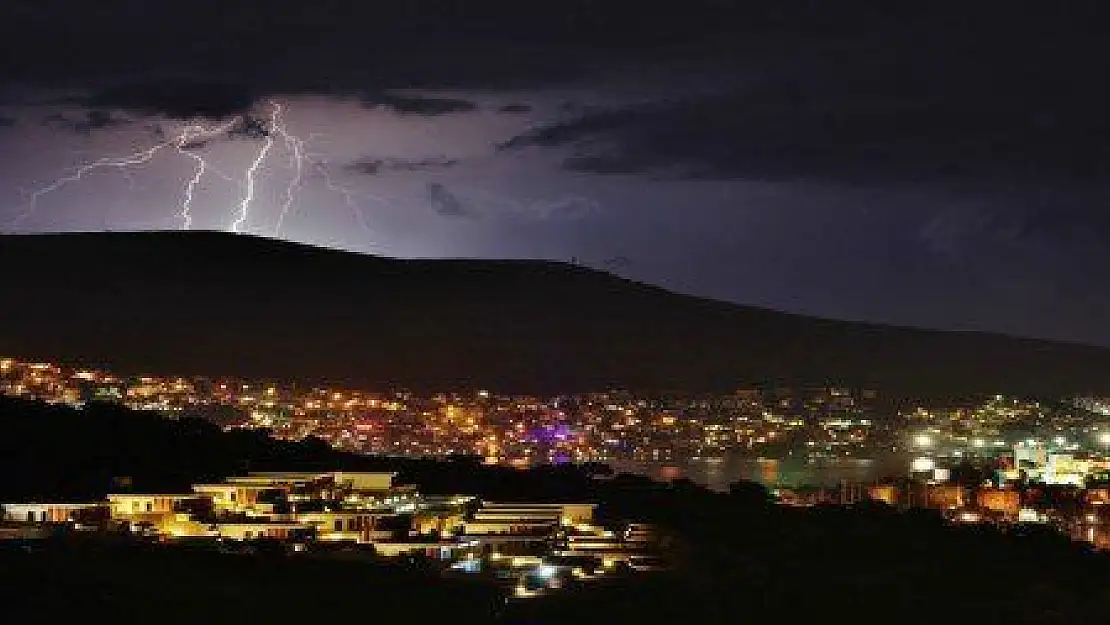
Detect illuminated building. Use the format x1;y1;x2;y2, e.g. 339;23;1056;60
213;522;313;541
107;493;206;535
867;485;898;505
976;488;1021;518
1015;441;1048;476
191;483;278;514
1;468;631;578
0;502;104;523
924;484;966;509
910;456;936;474
294;511;385;542
1044;454;1089;486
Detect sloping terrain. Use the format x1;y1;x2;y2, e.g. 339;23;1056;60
2;231;1108;396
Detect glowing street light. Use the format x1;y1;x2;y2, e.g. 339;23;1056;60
913;434;933;448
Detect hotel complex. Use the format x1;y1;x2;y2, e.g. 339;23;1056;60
1;470;663;597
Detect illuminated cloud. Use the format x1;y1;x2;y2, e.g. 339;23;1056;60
361;92;476;116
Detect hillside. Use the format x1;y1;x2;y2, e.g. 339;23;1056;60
2;231;1109;396
0;395;614;503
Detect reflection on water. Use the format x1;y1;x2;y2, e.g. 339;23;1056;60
610;454;903;492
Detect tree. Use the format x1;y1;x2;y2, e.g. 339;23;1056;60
728;480;773;506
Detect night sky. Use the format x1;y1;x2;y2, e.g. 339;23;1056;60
2;1;1109;345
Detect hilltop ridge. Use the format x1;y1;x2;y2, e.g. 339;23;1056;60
2;231;1109;397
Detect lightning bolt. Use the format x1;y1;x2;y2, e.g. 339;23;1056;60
11;98;391;240
269;110;306;237
175;127;214;231
178;151;205;231
229;104;278;233
316;160;375;237
12;119;238;231
268;119;387;240
268;114;385;240
13;142;174;229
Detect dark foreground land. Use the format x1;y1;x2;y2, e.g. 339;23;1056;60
0;536;499;624
3;396;1110;624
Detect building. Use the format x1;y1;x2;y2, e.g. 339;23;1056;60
976;488;1021;518
553;523;662;563
107;493;208;535
332;471;397;492
2;470;623;570
475;502;594;525
924;484;966;509
867;485;898;506
1014;442;1049;480
1086;488;1110;506
293;510;385;542
1044;454;1089;486
225;471;396;493
213;522;313;541
192;483;279;514
0;502;105;524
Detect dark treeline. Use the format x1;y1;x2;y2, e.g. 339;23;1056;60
2;396;1110;624
0;536;500;624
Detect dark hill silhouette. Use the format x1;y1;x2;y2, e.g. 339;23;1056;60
2;230;1109;397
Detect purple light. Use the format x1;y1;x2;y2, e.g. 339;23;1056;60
529;423;574;443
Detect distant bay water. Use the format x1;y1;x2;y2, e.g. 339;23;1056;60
609;454;907;492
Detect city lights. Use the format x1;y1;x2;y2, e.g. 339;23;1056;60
0;355;898;470
7;349;1110;555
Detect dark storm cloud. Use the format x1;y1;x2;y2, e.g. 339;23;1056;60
361;92;476;116
80;80;257;120
347;157;459;175
495;3;1110;186
0;115;14;127
498;109;633;151
142;123;166;140
500;86;1110;184
918;190;1110;261
562;154;655;176
63;82;476;121
225;116;270;140
498;103;532;114
179;139;211;150
0;0;762;112
427;183;471;218
41;110;131;133
12;2;1104;144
